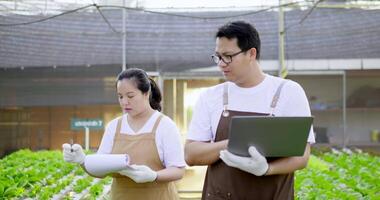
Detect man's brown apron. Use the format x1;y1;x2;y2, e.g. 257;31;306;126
110;114;179;200
202;81;294;200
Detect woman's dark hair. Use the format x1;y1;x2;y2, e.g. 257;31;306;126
216;21;261;60
116;68;162;111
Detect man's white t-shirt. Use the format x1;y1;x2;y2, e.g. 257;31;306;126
187;74;315;143
98;111;186;168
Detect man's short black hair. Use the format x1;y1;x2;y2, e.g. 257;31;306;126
216;21;261;60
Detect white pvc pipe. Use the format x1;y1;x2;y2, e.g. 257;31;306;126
85;127;90;151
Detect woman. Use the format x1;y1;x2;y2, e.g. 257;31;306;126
63;68;185;200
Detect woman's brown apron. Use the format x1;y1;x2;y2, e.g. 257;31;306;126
110;114;179;200
202;81;294;200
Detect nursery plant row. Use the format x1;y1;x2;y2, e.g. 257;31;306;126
1;149;379;199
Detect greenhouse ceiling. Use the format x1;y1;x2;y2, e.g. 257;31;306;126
0;0;379;72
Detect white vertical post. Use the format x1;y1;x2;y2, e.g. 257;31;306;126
122;0;126;71
85;127;90;151
157;72;163;93
278;0;286;77
45;0;47;15
342;71;347;148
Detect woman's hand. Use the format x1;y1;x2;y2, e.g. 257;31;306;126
62;143;86;164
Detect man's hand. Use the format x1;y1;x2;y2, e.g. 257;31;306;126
220;146;268;176
119;164;157;183
62;143;85;164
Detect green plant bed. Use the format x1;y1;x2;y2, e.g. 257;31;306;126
295;152;380;199
1;149;379;199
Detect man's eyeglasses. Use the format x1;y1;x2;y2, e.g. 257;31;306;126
211;50;245;64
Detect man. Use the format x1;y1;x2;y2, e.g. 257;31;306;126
185;21;315;200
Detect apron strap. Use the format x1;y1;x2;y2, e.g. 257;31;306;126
151;114;164;135
269;80;287;116
110;116;123;154
222;82;229;116
223;82;228;107
115;116;123;138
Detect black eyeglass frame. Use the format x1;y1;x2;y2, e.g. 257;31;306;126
211;49;247;64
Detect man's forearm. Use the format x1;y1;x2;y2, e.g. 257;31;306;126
265;143;311;175
185;140;228;166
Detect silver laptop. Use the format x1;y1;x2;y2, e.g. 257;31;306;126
227;116;313;157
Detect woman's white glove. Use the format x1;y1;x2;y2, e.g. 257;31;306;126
62;143;85;164
220;146;268;176
119;164;157;183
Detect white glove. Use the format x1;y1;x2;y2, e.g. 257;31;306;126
119;164;157;183
220;146;268;176
62;143;85;164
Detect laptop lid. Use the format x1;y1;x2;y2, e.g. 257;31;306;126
227;116;313;157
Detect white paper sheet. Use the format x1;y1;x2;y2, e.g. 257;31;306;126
84;154;129;177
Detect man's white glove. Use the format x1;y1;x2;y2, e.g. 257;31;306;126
62;143;85;164
220;146;269;176
119;164;157;183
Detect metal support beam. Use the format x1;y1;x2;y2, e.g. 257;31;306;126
278;0;286;77
342;70;347;148
122;0;126;71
